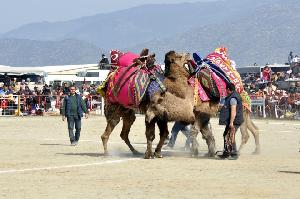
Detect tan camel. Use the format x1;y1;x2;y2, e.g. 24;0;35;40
146;51;260;156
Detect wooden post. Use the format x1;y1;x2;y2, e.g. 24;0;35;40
16;95;21;116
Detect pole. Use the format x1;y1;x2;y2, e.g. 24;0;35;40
17;95;21;116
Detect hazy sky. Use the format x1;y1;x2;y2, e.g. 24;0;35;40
0;0;215;33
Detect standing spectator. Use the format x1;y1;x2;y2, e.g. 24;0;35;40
218;83;244;160
98;54;110;69
62;82;69;95
288;51;294;64
262;65;271;82
61;86;89;146
3;73;10;87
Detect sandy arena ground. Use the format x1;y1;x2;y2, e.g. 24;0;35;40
0;116;299;199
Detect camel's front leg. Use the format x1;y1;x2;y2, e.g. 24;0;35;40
154;118;169;158
144;119;156;159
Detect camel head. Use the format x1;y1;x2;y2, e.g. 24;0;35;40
164;51;192;78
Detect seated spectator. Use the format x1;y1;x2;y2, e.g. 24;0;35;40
24;86;32;95
0;86;5;96
265;82;276;96
287;93;297;111
6;86;14;95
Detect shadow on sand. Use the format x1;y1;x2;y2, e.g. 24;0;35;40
278;170;300;175
40;143;71;146
57;152;144;158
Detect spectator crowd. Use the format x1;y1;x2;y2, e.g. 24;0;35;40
0;77;101;116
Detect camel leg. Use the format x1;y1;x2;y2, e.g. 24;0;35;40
200;121;215;157
247;117;260;154
120;110;141;156
101;110;121;156
194;112;215;157
238;121;250;154
144;119;156;159
154;118;169;158
190;124;200;157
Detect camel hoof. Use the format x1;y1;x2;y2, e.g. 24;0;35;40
154;151;163;158
144;152;154;159
252;149;260;155
207;151;215;157
190;148;199;157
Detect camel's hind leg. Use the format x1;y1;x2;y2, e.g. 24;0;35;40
247;115;260;154
238;121;250;154
120;109;141;156
101;105;121;156
238;111;260;154
154;118;169;158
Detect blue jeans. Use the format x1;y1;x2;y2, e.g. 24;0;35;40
67;116;81;142
168;122;191;148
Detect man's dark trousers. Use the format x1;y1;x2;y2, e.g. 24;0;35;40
223;125;239;156
67;116;81;142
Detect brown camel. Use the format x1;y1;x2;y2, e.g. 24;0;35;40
146;51;219;156
99;49;195;159
146;51;260;156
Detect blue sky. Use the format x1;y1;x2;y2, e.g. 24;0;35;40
0;0;215;33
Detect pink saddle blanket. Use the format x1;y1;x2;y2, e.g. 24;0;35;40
106;66;150;108
106;51;150;108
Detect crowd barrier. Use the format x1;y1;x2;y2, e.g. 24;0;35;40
249;95;300;119
0;94;104;116
0;94;299;119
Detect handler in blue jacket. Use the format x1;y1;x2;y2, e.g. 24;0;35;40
61;85;89;146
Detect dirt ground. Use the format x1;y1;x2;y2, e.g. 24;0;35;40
0;116;299;199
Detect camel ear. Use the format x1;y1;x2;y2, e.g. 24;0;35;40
140;48;149;57
157;96;163;104
164;51;175;65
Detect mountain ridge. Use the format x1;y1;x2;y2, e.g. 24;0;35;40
0;0;299;66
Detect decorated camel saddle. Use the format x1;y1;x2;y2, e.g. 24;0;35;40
192;47;251;111
99;49;164;108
